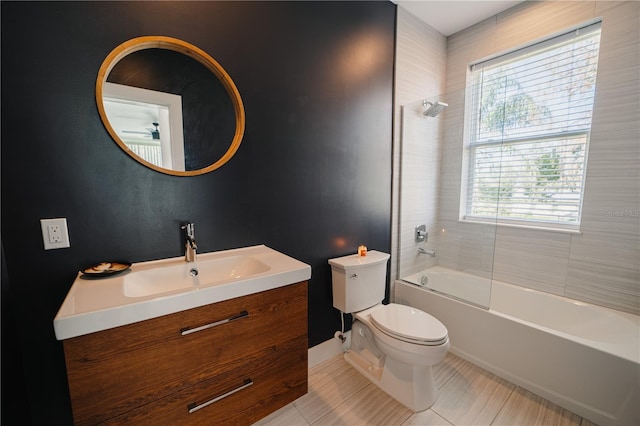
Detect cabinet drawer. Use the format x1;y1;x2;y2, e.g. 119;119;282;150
64;282;307;425
104;335;308;425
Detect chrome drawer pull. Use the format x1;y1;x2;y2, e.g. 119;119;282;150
187;378;253;414
180;310;249;336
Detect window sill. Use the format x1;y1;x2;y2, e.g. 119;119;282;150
459;218;582;235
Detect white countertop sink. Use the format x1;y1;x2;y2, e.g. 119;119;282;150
54;245;311;340
122;255;271;298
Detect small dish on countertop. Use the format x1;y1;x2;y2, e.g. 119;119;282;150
81;262;131;277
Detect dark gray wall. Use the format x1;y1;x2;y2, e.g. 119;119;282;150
1;1;395;424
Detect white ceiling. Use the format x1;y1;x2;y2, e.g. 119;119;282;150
395;1;523;36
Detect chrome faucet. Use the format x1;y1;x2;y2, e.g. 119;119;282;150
181;223;197;263
418;247;436;257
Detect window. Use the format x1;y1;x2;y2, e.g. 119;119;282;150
463;21;601;230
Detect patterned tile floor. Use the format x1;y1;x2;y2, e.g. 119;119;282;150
253;353;598;426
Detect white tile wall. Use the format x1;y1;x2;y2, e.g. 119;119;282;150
391;6;447;292
446;17;496;93
395;1;639;315
492;227;572;295
495;1;597;52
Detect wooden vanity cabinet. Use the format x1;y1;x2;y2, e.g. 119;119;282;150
63;281;308;425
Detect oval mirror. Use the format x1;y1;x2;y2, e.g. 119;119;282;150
96;36;245;176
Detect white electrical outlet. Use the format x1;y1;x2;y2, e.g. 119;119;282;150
41;218;70;250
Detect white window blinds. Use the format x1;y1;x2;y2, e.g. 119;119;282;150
464;21;601;229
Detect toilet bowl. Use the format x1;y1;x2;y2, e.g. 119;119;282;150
329;251;450;411
358;303;450;366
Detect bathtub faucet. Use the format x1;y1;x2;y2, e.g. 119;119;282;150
181;222;197;263
418;248;436;257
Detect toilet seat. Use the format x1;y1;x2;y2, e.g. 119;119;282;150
370;304;448;346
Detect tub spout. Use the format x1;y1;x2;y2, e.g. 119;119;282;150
418;248;436;257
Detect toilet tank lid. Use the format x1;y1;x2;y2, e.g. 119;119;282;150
328;251;390;270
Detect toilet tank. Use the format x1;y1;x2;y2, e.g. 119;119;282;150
328;251;390;313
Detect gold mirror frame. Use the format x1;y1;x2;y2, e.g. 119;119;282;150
96;36;245;176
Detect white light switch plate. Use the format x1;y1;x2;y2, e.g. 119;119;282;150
41;218;70;250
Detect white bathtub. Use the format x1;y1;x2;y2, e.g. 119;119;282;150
403;266;492;308
395;268;640;426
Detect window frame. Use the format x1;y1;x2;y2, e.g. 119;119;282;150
460;21;602;233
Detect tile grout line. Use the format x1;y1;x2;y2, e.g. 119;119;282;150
488;385;517;426
291;403;311;426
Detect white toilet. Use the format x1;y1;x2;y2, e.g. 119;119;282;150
329;251;450;412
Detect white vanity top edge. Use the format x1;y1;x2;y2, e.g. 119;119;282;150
53;245;311;340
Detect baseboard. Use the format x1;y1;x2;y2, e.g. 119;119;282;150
308;331;351;368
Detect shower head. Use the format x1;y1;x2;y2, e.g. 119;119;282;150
422;100;448;117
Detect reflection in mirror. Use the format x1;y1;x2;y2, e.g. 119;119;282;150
103;82;185;170
96;37;245;176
